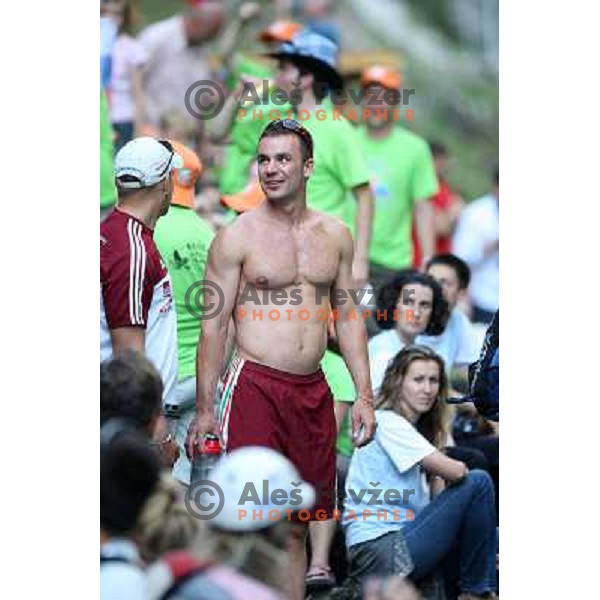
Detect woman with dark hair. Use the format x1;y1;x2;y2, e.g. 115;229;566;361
343;346;497;599
369;270;449;394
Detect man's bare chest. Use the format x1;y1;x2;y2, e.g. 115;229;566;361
242;227;339;290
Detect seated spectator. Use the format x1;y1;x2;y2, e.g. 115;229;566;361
343;346;497;599
101;426;161;600
101;351;178;469
452;168;499;324
369;271;449;394
147;446;310;599
417;254;480;379
136;473;199;564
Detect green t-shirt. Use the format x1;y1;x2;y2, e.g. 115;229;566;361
100;91;117;209
320;349;356;458
302;100;370;232
154;206;215;381
356;126;438;270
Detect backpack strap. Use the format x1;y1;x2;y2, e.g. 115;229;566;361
100;555;133;566
468;310;499;420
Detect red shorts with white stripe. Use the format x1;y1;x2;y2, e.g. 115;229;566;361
218;355;337;519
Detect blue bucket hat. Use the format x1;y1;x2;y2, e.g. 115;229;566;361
268;30;344;92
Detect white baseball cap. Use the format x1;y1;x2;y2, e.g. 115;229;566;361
210;446;315;532
114;137;183;189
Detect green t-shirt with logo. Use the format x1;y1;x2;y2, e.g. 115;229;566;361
356;126;438;270
154;206;215;381
321;349;356;458
100;91;117;209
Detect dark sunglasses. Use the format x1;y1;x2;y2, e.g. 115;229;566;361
157;139;175;178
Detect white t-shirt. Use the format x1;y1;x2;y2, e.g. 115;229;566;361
100;209;178;405
110;34;148;123
417;307;480;371
368;329;405;396
343;410;435;546
453;194;499;312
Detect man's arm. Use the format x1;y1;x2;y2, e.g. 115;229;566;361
351;183;374;287
109;327;145;355
414;198;435;269
434;195;464;237
186;224;244;456
216;2;261;71
331;223;376;446
206;76;263;143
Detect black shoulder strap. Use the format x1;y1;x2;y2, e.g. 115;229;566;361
469;310;499;394
100;555;133;566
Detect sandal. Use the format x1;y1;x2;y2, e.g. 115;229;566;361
305;566;336;591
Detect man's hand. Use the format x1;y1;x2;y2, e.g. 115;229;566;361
152;415;180;469
352;255;369;290
351;397;377;447
186;411;219;458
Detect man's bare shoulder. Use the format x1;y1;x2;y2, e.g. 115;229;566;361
209;215;250;259
308;210;353;247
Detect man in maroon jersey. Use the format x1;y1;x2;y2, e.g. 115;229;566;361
101;137;182;456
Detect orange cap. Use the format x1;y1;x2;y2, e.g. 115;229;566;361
259;20;302;44
169;141;203;209
221;182;265;213
360;65;402;91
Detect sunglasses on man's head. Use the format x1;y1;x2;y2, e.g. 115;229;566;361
268;119;313;157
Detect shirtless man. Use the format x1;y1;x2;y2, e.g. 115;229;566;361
187;119;376;600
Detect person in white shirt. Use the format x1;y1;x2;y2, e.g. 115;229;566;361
369;270;450;395
137;1;223;134
343;346;497;598
452;168;499;324
417;254;480;378
137;1;261;145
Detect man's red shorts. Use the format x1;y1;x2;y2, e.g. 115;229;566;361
218;355;336;519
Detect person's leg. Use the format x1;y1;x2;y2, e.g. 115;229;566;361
171;377;197;485
459;434;499;523
402;470;497;596
307;519;337;588
288;523;309;600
